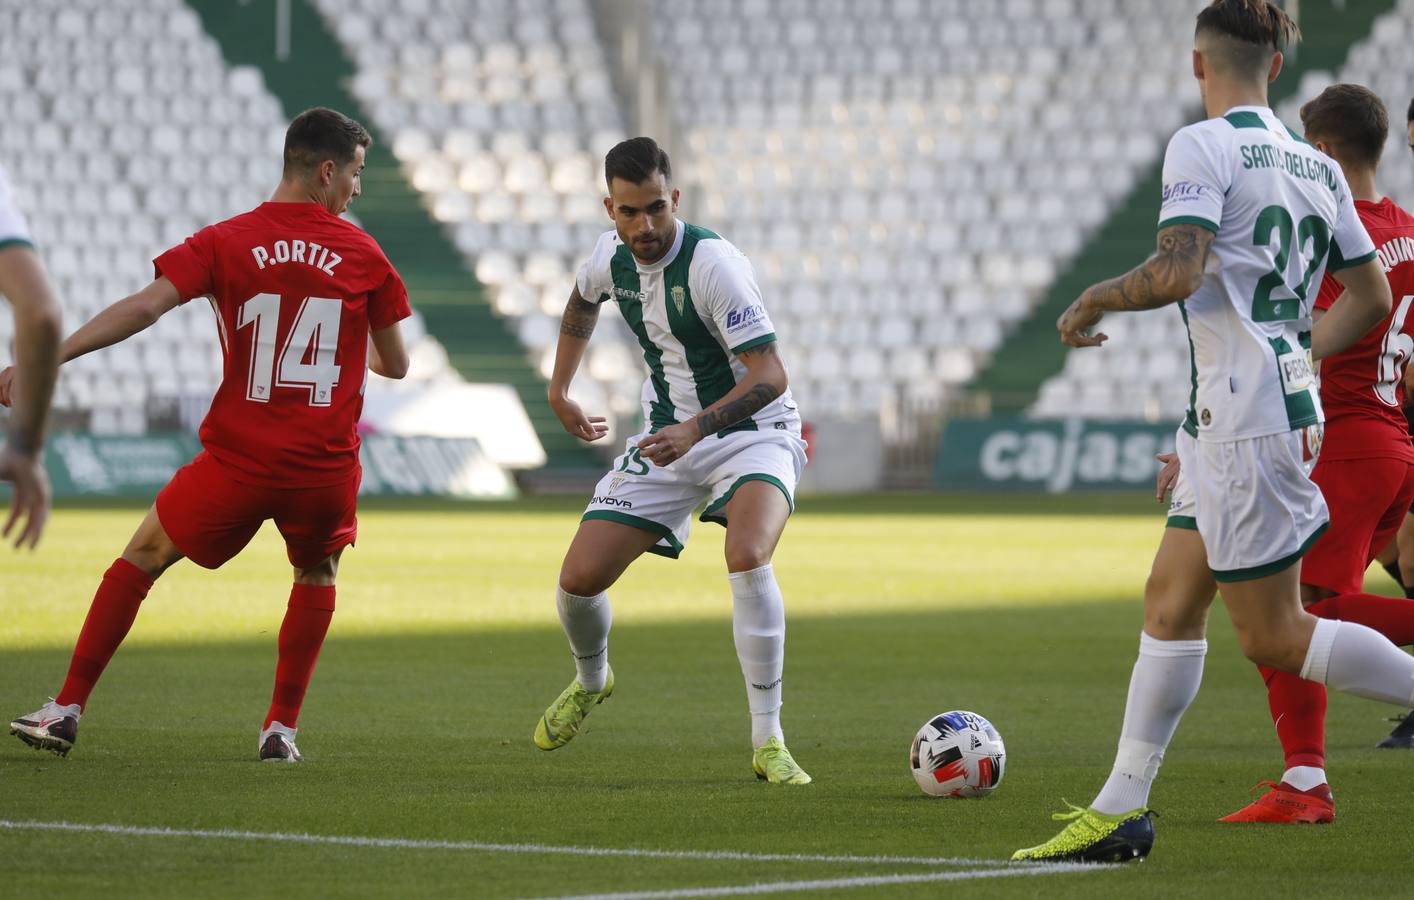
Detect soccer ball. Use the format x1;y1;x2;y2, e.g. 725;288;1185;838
909;710;1006;798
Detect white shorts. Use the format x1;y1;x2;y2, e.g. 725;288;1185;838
1166;427;1329;582
583;426;808;558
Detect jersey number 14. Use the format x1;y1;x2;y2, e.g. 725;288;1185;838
237;293;343;407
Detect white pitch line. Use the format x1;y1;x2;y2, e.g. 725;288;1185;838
0;819;1000;868
530;863;1106;900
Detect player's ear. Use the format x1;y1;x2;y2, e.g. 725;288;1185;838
1191;48;1204;82
670;188;680;211
602;196;615;220
319;159;336;186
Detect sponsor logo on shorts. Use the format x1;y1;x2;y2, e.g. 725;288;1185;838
592;496;633;509
726;305;766;333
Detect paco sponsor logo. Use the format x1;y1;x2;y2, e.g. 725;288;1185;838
1161;181;1207;204
726;304;766;333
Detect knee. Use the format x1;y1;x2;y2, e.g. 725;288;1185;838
1233;621;1308;672
120;542;177;580
559;561;610;598
724;540;772;574
1142;574;1208;640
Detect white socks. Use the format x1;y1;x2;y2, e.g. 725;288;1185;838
1091;632;1208;816
1282;765;1327;792
557;587;611;693
1302;617;1414;706
729;564;786;748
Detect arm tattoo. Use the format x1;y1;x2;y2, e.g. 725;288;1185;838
559;291;600;340
1087;224;1214;312
695;383;781;438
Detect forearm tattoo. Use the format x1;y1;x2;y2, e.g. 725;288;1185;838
1087;224;1214;312
696;384;781;438
695;344;782;438
560;292;600;340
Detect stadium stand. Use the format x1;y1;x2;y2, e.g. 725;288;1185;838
308;0;644;441
651;0;1207;435
309;0;1210;447
0;0;462;436
1031;0;1414;422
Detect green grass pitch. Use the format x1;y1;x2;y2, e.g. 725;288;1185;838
1;495;1411;897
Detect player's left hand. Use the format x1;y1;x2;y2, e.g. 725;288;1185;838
1155;452;1180;503
0;447;50;550
0;366;14;407
637;422;699;467
1057;294;1107;348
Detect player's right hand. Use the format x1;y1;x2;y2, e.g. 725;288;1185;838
0;447;51;550
0;366;14;407
1154;452;1179;503
1057;295;1108;348
549;394;609;442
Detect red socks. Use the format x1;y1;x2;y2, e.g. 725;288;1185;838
1262;592;1414;770
263;584;335;729
55;559;155;709
1306;593;1414;645
1261;664;1327;769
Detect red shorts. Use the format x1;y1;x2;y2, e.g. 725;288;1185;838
156;451;359;570
1302;456;1414;595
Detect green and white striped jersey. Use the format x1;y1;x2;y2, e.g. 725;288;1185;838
577;219;798;433
1158;106;1377;442
0;164;33;249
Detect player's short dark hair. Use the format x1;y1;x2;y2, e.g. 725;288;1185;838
604;137;671;188
1407;96;1414;124
1301;84;1388;168
1195;0;1300;79
283;107;371;176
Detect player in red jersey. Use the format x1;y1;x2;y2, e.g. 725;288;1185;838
4;107;410;762
1216;85;1414;821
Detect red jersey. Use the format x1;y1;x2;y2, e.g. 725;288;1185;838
1314;197;1414;463
154;202;411;487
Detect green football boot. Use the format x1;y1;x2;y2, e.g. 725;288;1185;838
533;667;614;750
752;736;812;785
1011;802;1154;863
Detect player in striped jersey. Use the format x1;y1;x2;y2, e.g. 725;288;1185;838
0;162;61;549
1015;0;1414;862
531;138;810;784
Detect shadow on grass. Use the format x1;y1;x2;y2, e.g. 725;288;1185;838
2;600;1409;896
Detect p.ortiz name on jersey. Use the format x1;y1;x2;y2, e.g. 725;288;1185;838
250;238;342;276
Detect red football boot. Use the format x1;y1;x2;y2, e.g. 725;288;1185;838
1218;781;1335;824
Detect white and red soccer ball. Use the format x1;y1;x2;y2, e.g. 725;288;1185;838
910;710;1006;798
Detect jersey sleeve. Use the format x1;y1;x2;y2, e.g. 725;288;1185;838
368;261;411;330
1157;126;1228;234
1327;180;1378;271
0;165;34;249
575;232;617;304
696;246;777;354
153;225;219;303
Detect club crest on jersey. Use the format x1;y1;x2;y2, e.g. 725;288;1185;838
671;286;686;316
